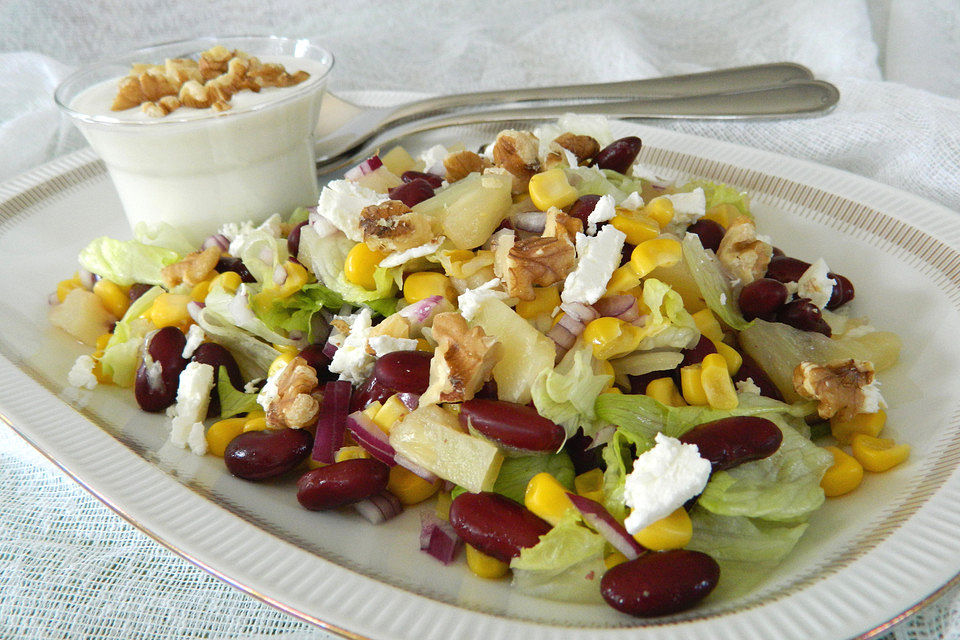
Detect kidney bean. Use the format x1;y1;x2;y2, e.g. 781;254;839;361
564;428;604;475
765;255;810;284
401;170;444;189
351;350;433;411
679;416;782;472
287;221;309;258
732;349;783;401
449;492;551;563
388;178;436;207
135;326;188;412
771;246;785;257
685;219;725;253
628;371;671;395
191;342;243;389
296;458;390;510
826;272;855;309
592;136;642;174
460;399;565;453
567;195;601;228
127;282;152;303
777;298;831;336
680;335;717;368
216;256;256;283
224;428;313;480
297;343;334;381
738;278;789;321
601;550;719;617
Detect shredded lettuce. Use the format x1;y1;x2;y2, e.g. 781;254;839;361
133;222;197;255
287;206;311;226
216;367;260;418
78;237;181;286
258;282;344;342
679;179;751;218
681;234;751;331
232;227;289;285
600;427;652;521
637;278;700;350
492;453;575;504
687;506;808;564
194;306;280;380
203;281;293;346
564;166;627;201
98;286;163;386
531;341;612;440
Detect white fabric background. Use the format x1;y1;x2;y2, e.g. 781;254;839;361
1;1;959;638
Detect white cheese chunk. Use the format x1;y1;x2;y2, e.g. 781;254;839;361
67;355;98;390
379;236;446;268
419;144;450;176
735;377;762;395
797;258;837;310
623;433;712;534
226;213;282;257
315;179;389;242
182;324;205;359
368;335;419;358
329;307;376;384
170;362;214;455
256;368;282;414
861;379;886;413
586;194;616;235
561;225;626;306
619;191;644;211
457;278;510;322
631;163;671;185
663;188;706;227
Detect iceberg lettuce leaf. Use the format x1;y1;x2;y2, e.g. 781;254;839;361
687;506;808;563
133;222;197;255
98;285;163;386
216;366;260;418
233;228;289;285
531;341;612;440
637;278;700;350
78;237;181;286
257;282;344;342
679;180;751;218
194;306;280;380
681;234;751;331
493;452;575;504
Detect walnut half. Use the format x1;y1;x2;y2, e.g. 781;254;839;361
793;359;883;422
716;215;772;285
359;200;436;253
266;356;322;429
419;312;502;405
492;129;541;194
161;246;221;289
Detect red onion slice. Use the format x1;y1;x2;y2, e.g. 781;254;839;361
560;302;600;325
593;295;639;323
202;234;230;251
546;322;577;351
346;410;397;466
394;453;438;483
312;381;351;464
321;340;339;359
78;267;99;290
399;295;445;323
512;211;548;233
396;392;420;411
419;511;462;564
354;489;403;525
345;155;383;181
567;492;646;560
186;301;206;323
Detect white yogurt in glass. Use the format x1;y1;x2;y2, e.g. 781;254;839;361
56;37;334;245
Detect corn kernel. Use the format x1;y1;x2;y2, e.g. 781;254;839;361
820;446;864;497
701;353;738;410
646;377;687;407
574;468;605;503
242;416;269;432
206;417;247;456
610;211;660;245
711;340;742;376
403;271;456;304
95;333;112;352
212;271;242;294
465;544;509;579
190;277;215;303
147;293;192;330
604;551;628;569
335;445;371;462
268;351;296;378
56;276;84;303
680;365;708;406
850;434;910;472
344;242;388;290
831;410;886;444
704;203;739;229
373;394;411;434
605;264;641;295
633;507;692;551
524;472;574;526
691;309;724;342
643;197;675;227
92;280;130;318
601;387;622;395
583;316;642;360
516;285;561;319
528;167;578;211
388;465;441;505
362;401;383;421
630;238;683;277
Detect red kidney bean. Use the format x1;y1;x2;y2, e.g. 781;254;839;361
567;194;602;229
601;550;719;617
826;272;855;309
460;399;565;453
401;170;444;189
191;342;243;389
777;298;831;336
628;371;672;395
685;219;725;253
771;246;785;257
135;326;188;412
738;277;788;321
592;136;642;174
287;221;309;258
216;256;256;283
224;428;313;480
351;350;433;411
564;428;604;475
679;416;782;472
296;458;390;510
449;492;551;563
127;282;152;303
732;349;783;401
298;343;333;375
765;255;810;284
680;335;717;368
388;178;436;207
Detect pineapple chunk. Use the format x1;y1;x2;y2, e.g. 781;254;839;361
412;170;512;249
647;259;706;314
390;405;503;493
469;297;556;404
355;166;402;194
49;288;117;346
380;146;418;175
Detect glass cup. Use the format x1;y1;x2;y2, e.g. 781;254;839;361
55;36;334;244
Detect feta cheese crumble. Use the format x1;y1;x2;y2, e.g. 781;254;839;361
182;324;205;359
735;377;762;395
623;433;712;534
315;179;389;242
663;188;707;227
457;279;510;322
367;335;419;358
585;194;616;235
329;307;376;384
419;144;450;176
67;355;98;390
170;362;215;455
223;213;283;257
797;258;836;310
379;236;446;269
619;191;644;211
561;225;626;306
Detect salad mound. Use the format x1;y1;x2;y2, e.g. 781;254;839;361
51;115;908;618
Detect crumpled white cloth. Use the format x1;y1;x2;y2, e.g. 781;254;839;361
1;1;959;638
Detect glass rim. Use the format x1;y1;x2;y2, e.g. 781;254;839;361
54;35;334;128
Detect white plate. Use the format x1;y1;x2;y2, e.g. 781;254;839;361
3;99;960;640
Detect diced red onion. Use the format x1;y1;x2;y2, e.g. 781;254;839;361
419;511;462;564
441;480;456;493
561;302;600;324
546;322;577;351
396;392;420;411
631;314;649;328
187;301;206;323
355;489;403;525
346;410;397;466
512;211;547;233
322;341;338;359
202;234;230;251
567;492;646;560
557;311;586;337
228;289;257;326
312;381;351;464
78;267;99;290
399;295;444;323
345;155;383;181
593;295;636;319
394;453;438;483
287;330;304;342
273;263;288;286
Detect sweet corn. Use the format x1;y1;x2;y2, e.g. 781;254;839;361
268;351;296;378
704;203;739;229
362;401;383;421
147;293;192;330
831;410;886;444
820;446;864;497
691;309;724;342
604;551;628;569
403;271;457;304
388;465;441;505
212;271;242;294
711;339;742;376
633;507;692;551
643;197;675;227
373;394;410;434
850;434;910;472
610;211;660;245
344;242;388;290
335;445;371;462
254;261;311;310
465;544;509;579
242;415;269;432
190;277;215;303
574;468;605;503
601;387;622;395
528;167;578;211
701;353;738;410
516;286;561;319
524;472;574;526
680;365;708;406
629;238;683;277
583;316;642;360
605;264;641;295
92;279;130;318
206;417;248;457
95;333;112;352
645;377;687;407
56;274;83;302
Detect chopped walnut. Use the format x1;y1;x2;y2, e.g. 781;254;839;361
160;246;221;289
544;132;600;169
359;200;436;252
503;236;576;301
493;130;541;194
542;207;583;245
420;313;502;405
716;215;772;285
444;150;493;182
266;356;322;429
793;359;883;422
